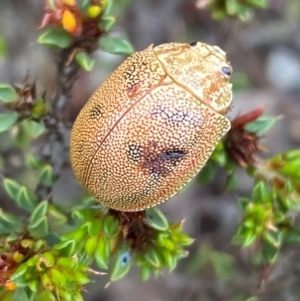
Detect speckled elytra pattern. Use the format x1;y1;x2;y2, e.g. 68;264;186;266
70;42;233;211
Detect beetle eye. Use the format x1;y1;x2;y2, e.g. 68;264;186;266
189;41;198;46
221;66;232;76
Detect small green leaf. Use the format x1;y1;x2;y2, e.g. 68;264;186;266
102;0;113;16
285;149;300;161
57;257;77;269
242;230;258;247
75;52;95;71
32;239;46;251
144;247;161;268
41;273;54;291
72;208;93;221
198;160;217;184
38;28;73;48
246;0;267;8
211;142;228;166
99;36;134;55
210;251;234;281
239;197;251;211
279;163;300;178
211;9;227;20
84;236;98;255
0;83;18;103
48;204;68;225
72;291;85;301
29;216;49;238
51;268;67;286
103;215;120;237
0;111;18;132
3;178;22;200
140;265;151;281
245;115;277;136
243;218;255;229
264;231;283;247
41;251;56;267
26;255;39;267
38;164;55;186
48;0;56;9
10;263;28;280
157;236;175;251
262;239;280;263
13;288;36;300
87;219;102;236
29;201;49;238
28;279;39;293
252;181;270;203
17;186;38;211
57;290;73;301
0;209;23;232
26;153;42;169
226;0;241;15
283;229;300;244
80;0;90;9
160;248;177;271
99;15;116;31
29;200;48;224
225;172;237;191
173;233;195;246
24;120;46;139
95;237;110;269
145;207;169;231
73;271;90;285
63;228;87;243
110;244;132;281
55;240;76;257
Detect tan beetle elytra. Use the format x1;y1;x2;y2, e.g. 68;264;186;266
70;41;233;211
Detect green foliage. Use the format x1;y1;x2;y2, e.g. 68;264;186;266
135;220;193;280
209;0;268;20
99;36;135;55
0;112;18;133
0;189;192;300
38;28;74;49
99;16;116;32
0;84;18;103
188;243;234;282
10;250;92;301
245;115;279;136
75;52;95;72
232;148;300;264
3;178;38;211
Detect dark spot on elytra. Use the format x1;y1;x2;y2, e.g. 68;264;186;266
127;141;187;177
127;82;140;98
90;105;102;118
127;143;143;162
123;64;141;98
158;150;186;161
123;64;136;80
152;107;189;124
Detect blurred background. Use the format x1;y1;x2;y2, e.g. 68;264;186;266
0;0;300;300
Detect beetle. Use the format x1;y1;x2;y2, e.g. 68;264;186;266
70;41;233;211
